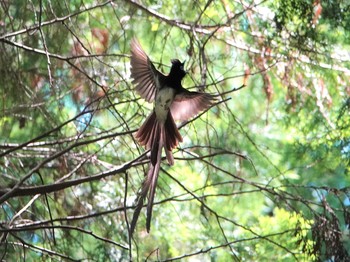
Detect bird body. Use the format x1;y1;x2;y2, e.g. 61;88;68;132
129;38;215;235
155;87;176;123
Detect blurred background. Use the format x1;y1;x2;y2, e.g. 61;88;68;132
0;0;349;260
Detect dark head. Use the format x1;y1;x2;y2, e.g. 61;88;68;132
169;59;186;80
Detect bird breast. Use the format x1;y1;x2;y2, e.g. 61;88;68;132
155;87;176;123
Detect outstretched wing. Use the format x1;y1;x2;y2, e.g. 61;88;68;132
170;90;216;121
130;38;165;103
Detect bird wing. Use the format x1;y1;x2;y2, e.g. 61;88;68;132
170;90;216;121
130;38;165;103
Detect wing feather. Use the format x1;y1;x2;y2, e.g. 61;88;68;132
130;38;165;102
170;91;216;121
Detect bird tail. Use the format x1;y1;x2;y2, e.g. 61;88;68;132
145;116;182;231
135;111;182;165
163;111;183;165
130;111;182;235
130;137;162;235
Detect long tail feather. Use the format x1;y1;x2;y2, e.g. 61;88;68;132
146;130;163;232
150;124;160;166
129;190;145;236
131;111;182;235
129;153;161;236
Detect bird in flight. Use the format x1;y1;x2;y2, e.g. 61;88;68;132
130;38;215;235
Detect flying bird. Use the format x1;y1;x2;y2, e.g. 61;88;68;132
130;38;215;235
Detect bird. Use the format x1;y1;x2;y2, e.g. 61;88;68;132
129;38;215;235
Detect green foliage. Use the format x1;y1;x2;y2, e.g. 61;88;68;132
1;0;349;261
236;208;315;261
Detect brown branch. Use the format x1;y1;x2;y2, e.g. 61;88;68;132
0;152;145;199
0;149;237;199
6;225;128;250
0;0;114;40
0;127;136;203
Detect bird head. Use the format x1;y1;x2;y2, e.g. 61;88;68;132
170;59;186;80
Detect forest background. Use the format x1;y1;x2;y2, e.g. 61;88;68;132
1;0;350;261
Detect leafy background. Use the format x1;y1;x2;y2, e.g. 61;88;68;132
0;0;349;261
